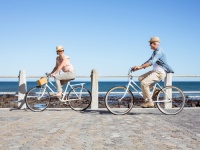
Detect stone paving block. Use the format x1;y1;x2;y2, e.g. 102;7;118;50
1;108;200;149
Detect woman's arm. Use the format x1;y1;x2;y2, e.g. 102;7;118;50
51;56;67;76
49;59;59;76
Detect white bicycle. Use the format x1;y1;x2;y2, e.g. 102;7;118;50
105;69;185;115
25;73;91;112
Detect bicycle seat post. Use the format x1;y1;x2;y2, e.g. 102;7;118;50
61;82;70;99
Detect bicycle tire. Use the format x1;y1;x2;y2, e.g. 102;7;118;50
25;86;51;112
156;86;185;115
105;86;134;115
67;86;91;111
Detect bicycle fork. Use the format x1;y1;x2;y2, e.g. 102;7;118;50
37;86;47;100
119;82;133;101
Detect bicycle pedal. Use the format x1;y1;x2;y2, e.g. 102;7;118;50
63;103;69;106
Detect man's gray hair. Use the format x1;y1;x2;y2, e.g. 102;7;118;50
155;42;160;46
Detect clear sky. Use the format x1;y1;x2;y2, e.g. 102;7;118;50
0;0;200;80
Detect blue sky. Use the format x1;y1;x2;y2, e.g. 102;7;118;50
0;0;200;80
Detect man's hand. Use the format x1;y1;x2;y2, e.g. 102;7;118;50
132;66;142;71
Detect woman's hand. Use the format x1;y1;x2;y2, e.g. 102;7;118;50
47;73;52;77
51;73;56;77
48;73;56;77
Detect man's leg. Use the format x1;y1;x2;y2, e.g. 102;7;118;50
140;71;166;107
138;71;154;83
138;71;154;100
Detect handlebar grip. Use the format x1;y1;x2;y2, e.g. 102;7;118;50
128;68;133;75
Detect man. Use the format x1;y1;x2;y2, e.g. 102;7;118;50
132;37;174;108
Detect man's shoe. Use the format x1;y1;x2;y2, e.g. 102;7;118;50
152;88;160;99
141;101;154;108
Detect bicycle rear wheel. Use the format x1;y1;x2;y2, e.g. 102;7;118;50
67;87;91;111
25;86;51;112
105;86;134;115
156;86;185;115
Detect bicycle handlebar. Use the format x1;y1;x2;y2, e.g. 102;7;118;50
44;73;51;80
128;68;132;75
128;67;137;76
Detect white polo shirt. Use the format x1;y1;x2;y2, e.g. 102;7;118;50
153;63;166;74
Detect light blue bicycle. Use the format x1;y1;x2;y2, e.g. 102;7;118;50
105;69;185;115
25;73;91;112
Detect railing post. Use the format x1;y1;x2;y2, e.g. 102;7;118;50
164;73;172;108
18;70;27;109
91;69;98;109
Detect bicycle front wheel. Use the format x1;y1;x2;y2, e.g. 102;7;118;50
105;86;134;115
25;86;51;112
156;86;185;115
67;87;91;111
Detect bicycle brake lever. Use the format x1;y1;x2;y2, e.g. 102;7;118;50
128;67;133;75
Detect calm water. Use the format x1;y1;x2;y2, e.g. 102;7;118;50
1;81;200;92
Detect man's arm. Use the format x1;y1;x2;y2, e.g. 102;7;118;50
132;62;150;71
132;49;163;71
147;49;163;65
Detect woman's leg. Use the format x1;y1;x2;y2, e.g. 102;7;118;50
55;71;76;93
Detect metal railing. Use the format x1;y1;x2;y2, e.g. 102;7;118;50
1;70;200;109
97;75;200;93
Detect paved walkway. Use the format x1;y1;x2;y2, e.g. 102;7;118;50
0;108;200;150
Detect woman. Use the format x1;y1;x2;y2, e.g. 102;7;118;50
49;45;76;97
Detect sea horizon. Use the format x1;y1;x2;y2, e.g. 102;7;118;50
1;80;200;92
1;81;200;101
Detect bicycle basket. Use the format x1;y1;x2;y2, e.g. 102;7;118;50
37;77;47;86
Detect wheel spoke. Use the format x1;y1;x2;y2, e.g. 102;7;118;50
68;87;91;111
105;86;134;115
25;87;50;112
156;86;185;115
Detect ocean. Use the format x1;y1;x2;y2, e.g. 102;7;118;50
1;81;200;95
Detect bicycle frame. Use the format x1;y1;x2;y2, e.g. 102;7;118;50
39;77;85;103
120;72;172;103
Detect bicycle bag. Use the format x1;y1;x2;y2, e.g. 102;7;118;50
37;77;47;86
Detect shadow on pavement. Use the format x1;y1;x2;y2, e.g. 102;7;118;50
9;108;165;116
78;109;164;116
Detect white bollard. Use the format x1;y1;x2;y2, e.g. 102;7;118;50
91;69;98;109
18;70;27;109
164;73;172;108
